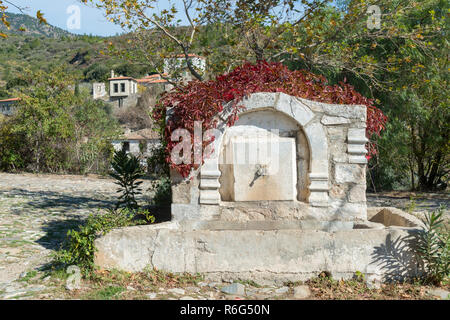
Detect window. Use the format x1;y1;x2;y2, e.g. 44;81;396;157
113;83;119;93
122;142;130;152
121;83;126;92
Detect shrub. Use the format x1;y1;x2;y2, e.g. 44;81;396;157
416;205;449;285
147;141;170;177
0;67;120;174
151;176;172;207
109;149;144;210
53;208;154;276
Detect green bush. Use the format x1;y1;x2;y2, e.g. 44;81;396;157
416;205;449;285
147;141;170;177
0;66;120;174
109;149;145;210
151;176;172;207
53;208;154;276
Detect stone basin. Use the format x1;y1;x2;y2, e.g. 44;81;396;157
94;207;424;284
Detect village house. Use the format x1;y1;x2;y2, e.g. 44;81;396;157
111;128;161;166
0;98;20;116
136;73;171;92
107;70;139;109
93;54;206;103
93;55;207;167
163;54;206;82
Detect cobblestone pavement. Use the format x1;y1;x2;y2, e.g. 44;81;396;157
0;172;154;299
0;173;448;300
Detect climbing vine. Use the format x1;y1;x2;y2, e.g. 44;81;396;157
153;61;387;178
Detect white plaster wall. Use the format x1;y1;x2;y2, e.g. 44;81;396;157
109;80;137;97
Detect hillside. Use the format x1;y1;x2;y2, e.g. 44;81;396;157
0;14;153;98
0;12;72;38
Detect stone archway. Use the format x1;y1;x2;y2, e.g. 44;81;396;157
199;92;330;207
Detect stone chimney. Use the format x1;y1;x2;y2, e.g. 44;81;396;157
111;70;115;78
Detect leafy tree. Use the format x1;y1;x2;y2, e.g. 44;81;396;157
366;0;449;191
0;66;120;173
82;0;215;83
155;60;387;178
84;63;110;82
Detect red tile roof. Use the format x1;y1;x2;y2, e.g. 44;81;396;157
108;76;137;81
137;79;168;84
0;98;20;103
136;74;169;84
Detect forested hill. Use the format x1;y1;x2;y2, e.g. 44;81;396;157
0;12;72;38
0;13;151;98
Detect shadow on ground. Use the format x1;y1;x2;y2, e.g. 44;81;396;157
36;218;86;251
371;231;424;282
0;188;117;215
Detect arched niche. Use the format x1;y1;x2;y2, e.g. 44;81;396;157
199;92;329;207
218;109;311;202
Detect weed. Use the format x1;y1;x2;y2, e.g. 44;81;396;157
84;285;126;300
18;270;37;283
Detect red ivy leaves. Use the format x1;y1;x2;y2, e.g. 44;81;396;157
153;61;387;178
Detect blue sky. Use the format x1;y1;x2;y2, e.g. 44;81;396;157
6;0;127;36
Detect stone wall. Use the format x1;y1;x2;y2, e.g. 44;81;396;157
171;92;369;226
109;94;139;111
94;222;423;283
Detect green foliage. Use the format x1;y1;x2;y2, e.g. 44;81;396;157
354;271;365;282
114;62;146;79
18;271;37;283
406;196;418;215
53;208;152;276
109;149;144;210
83;63;111;82
365;0;449;191
85;285;126;300
147;140;170;177
150;176;172;207
416;206;450;285
0;16;147;87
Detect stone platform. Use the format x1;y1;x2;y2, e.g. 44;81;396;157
94;208;424;284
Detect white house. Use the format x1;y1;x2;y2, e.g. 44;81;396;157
108;76;138;98
92;83;107;99
163;54;206;82
112;128;161;158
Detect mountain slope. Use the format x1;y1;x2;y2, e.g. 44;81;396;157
0;12;72;38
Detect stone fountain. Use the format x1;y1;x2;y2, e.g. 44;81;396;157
95;92;423;284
